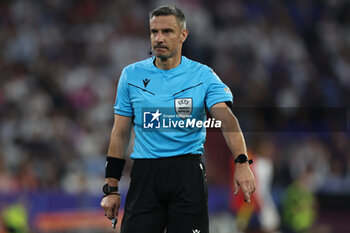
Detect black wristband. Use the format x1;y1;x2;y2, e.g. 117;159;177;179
105;156;126;180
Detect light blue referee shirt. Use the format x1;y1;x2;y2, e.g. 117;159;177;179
114;56;233;159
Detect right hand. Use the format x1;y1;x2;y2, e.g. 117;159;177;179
233;163;256;203
100;194;121;221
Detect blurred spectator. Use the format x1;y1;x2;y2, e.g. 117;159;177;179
281;165;317;233
254;140;280;233
287;136;330;192
1;202;29;233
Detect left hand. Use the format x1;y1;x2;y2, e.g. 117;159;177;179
100;194;121;221
233;163;256;202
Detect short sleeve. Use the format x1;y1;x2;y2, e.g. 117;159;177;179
114;69;133;116
205;69;233;110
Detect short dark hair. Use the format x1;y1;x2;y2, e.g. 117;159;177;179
149;5;186;29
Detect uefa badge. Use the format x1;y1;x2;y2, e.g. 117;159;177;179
175;98;192;119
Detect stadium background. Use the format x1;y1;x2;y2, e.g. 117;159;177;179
0;0;349;232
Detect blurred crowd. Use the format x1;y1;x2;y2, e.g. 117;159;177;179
0;0;349;200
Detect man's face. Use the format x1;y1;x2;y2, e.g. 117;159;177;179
150;15;188;59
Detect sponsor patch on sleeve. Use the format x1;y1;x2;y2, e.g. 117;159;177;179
224;87;232;94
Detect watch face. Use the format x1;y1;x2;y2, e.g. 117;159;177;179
236;154;248;163
103;184;118;194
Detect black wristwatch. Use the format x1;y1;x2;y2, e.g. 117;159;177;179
234;154;253;165
102;183;119;195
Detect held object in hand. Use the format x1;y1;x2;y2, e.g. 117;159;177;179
111;218;117;229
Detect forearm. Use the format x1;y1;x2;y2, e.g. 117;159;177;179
105;115;132;186
107;126;131;159
221;117;247;160
210;102;247;159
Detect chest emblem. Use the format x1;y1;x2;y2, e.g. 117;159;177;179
175;98;193;119
143;78;151;88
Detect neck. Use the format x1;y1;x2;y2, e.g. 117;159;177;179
155;52;182;70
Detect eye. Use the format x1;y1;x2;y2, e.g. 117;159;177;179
163;29;173;34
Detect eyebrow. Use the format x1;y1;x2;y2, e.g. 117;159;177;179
150;28;175;32
151;28;175;31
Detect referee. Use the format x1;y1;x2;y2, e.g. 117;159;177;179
101;5;255;233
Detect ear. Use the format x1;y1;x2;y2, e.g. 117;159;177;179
180;28;188;43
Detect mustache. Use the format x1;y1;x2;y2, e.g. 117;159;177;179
154;44;168;49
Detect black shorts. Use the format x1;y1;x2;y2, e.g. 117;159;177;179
121;154;209;233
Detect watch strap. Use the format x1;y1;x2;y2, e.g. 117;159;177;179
103;183;119;194
103;192;120;198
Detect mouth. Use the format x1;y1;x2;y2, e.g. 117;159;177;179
155;48;167;52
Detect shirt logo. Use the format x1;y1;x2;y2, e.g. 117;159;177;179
192;230;200;233
143;78;151;88
142;107;222;130
175;98;192;119
143;109;162;128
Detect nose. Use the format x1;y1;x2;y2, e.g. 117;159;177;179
155;32;164;43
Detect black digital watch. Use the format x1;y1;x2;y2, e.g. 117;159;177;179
234;154;253;165
102;183;119;195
